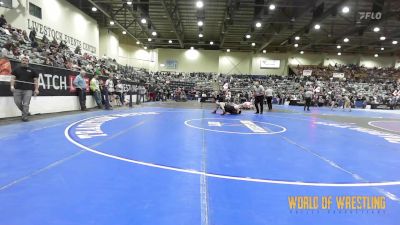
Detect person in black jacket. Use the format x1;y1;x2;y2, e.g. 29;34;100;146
10;57;39;121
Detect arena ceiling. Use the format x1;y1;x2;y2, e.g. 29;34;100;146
67;0;400;55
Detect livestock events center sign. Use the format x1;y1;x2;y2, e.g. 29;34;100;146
0;60;137;96
27;19;97;54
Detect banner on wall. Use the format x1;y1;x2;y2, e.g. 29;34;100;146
27;19;97;54
260;59;280;69
165;60;178;69
302;70;312;76
0;60;137;97
332;72;345;78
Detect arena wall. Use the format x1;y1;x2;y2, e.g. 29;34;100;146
118;44;152;69
0;0;99;55
360;56;396;68
99;28;119;60
157;48;219;73
218;52;252;74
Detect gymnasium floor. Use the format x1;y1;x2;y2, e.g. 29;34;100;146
0;102;399;225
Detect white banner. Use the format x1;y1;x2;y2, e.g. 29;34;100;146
260;59;280;69
333;72;345;78
302;70;312;76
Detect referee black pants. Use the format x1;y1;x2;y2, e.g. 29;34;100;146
266;96;273;110
254;95;264;113
304;97;311;111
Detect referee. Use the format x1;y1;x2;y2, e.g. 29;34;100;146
304;88;313;111
253;81;265;114
10;57;39;122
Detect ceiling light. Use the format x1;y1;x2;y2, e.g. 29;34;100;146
127;1;132;5
393;40;398;45
381;47;384;50
295;36;300;40
269;4;276;10
245;34;251;39
255;22;262;28
343;38;349;42
141;18;147;24
337;45;341;49
152;31;157;36
199;33;203;38
91;7;97;12
374;54;378;58
380;36;386;41
144;46;148;50
300;51;304;54
338;52;341;55
196;1;204;8
294;43;298;47
197;21;203;26
251;42;256;46
109;21;115;25
148;38;152;41
122;31;126;34
263;50;266;54
168;40;172;44
342;6;350;14
227;49;230;52
136;41;140;44
314;24;321;30
373;27;380;32
190;46;194;50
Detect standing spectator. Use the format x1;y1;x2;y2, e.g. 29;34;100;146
253;81;265;114
73;70;87;111
265;86;273;111
138;85;146;103
10;57;39;121
90;74;103;109
115;80;124;106
105;74;115;109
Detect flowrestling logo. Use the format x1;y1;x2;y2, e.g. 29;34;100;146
359;11;382;20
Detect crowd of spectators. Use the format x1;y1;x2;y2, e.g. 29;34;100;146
0;14;148;85
1;14;399;109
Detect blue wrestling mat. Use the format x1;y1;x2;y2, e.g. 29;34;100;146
0;105;399;225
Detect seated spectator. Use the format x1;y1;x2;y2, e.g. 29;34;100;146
0;15;7;27
42;35;49;44
29;29;36;42
1;42;14;58
21;30;30;43
19;50;30;61
31;40;39;48
74;45;81;55
44;57;53;66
